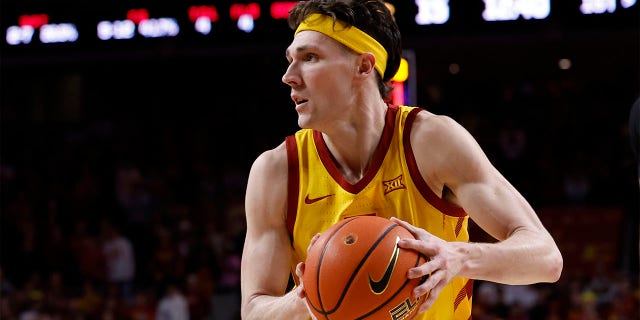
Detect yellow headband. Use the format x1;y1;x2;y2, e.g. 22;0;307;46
295;13;388;77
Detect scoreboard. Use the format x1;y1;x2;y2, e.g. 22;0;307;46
1;0;637;63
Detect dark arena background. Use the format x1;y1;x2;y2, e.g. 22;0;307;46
1;0;639;319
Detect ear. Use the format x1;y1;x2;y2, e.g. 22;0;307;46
356;52;376;76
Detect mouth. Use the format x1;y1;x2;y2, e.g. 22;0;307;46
292;96;308;107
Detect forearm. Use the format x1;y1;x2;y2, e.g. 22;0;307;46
242;289;310;320
458;230;562;285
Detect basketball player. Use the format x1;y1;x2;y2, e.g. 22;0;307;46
240;1;563;319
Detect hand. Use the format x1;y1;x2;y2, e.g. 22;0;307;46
296;262;318;320
391;217;466;314
296;232;321;299
295;233;322;320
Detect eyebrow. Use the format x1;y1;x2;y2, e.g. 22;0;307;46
285;44;314;60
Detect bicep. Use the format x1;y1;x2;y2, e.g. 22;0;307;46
241;222;293;298
454;172;542;241
241;146;293;301
447;135;545;241
414;114;544;241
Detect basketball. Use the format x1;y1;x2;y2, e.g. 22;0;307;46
303;215;427;320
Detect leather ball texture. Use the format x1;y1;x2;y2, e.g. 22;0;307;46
303;215;427;320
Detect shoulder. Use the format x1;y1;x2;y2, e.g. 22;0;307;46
245;140;290;226
248;141;290;198
250;141;289;176
410;109;474;148
408;109;495;186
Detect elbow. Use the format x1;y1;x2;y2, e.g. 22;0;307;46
240;302;249;320
545;247;563;283
241;293;259;320
240;305;250;320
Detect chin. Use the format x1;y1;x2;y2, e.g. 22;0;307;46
297;114;313;129
297;120;312;129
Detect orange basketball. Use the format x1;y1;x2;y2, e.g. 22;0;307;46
303;215;427;320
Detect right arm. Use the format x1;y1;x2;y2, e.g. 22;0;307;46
240;142;310;320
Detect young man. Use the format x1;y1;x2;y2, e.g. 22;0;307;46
240;1;563;319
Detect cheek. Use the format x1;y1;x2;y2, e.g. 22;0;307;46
304;61;355;98
314;80;348;105
311;70;350;94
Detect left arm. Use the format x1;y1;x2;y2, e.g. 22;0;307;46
395;112;563;311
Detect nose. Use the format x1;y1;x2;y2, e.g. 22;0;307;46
282;64;300;87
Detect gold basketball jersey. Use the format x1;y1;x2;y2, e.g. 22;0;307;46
285;105;473;319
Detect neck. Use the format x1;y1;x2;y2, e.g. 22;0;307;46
322;101;388;184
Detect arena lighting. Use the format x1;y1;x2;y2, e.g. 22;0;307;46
230;3;260;33
188;5;220;22
391;58;409;106
237;15;255;32
137;17;180;38
415;0;450;25
6;13;48;44
6;13;77;44
18;14;49;28
580;0;616;14
392;58;410;83
97;8;179;40
123;8;180;39
271;2;297;19
194;17;212;35
40;23;78;43
6;25;34;44
391;82;406;105
482;0;551;21
3;1;637;47
390;51;417;106
97;19;135;40
188;5;219;35
229;3;260;20
126;8;150;24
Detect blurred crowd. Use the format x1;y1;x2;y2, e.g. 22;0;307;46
1;147;248;319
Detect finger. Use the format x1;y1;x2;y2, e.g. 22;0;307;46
296;282;306;298
413;270;446;313
418;278;445;314
296;262;307;299
407;252;445;279
391;217;431;241
306;301;319;320
407;260;436;280
413;268;440;299
296;262;305;278
397;237;438;258
307;233;321;253
390;217;419;234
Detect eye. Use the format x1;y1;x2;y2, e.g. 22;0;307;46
304;53;317;62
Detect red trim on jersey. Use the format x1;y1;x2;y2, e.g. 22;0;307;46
465;279;474;300
285;135;300;239
455;216;464;237
313;105;398;194
454;285;466;310
453;279;474;312
403;108;467;218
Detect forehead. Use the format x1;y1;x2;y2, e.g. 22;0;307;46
286;30;351;57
